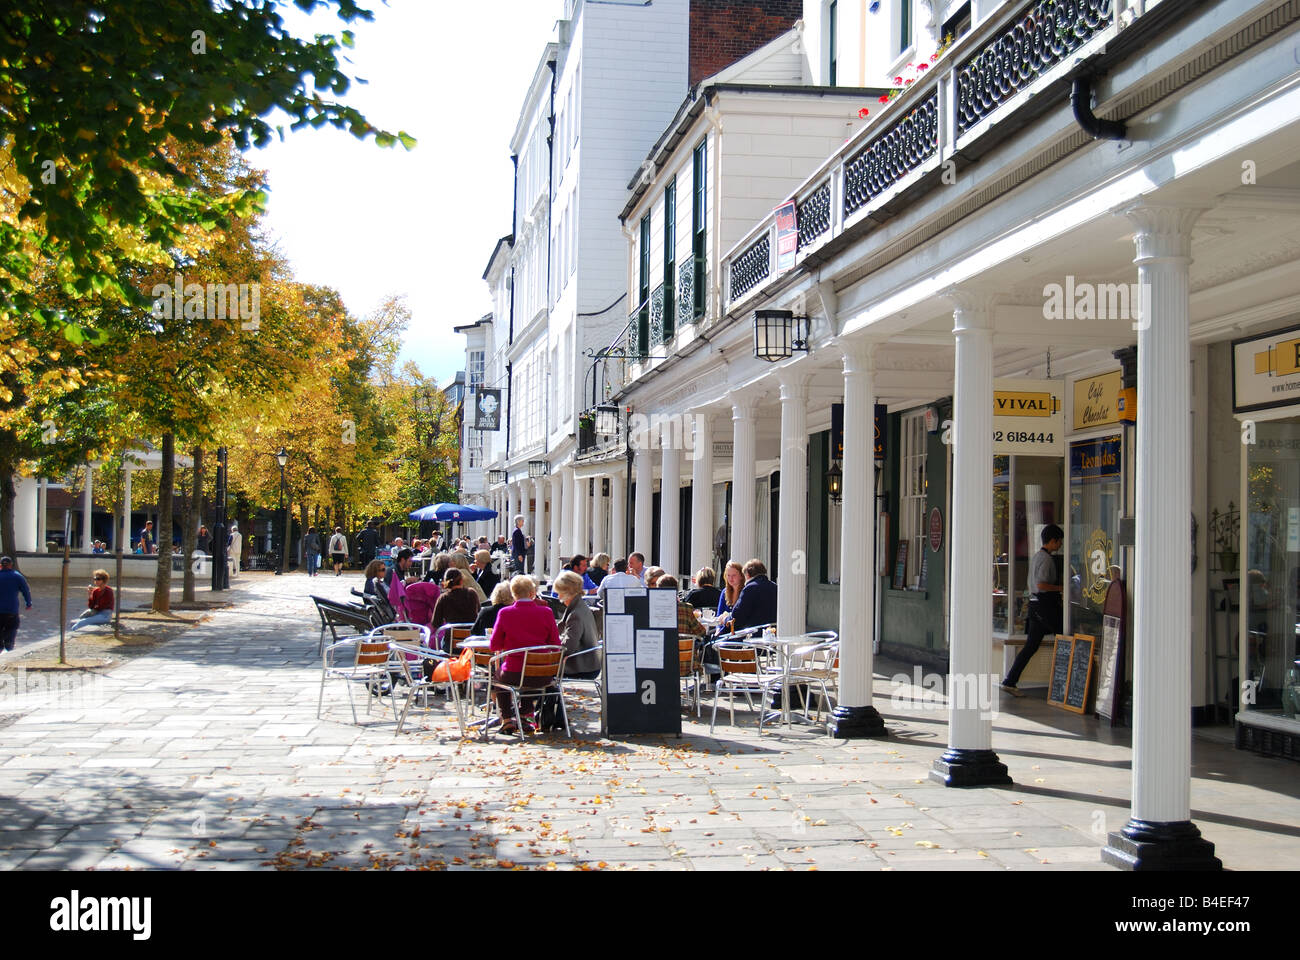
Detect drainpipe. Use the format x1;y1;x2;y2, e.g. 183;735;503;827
546;57;557;307
1071;75;1126;140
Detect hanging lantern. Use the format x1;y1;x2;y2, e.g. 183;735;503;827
595;402;621;436
528;460;549;479
826;459;843;503
753;309;809;362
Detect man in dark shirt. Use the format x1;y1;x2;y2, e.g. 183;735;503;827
0;556;33;652
357;520;381;567
727;559;778;632
1002;524;1064;696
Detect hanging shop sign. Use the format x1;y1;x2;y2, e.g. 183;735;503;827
830;402;887;461
1233;323;1300;412
928;507;943;553
993;378;1065;456
774;199;798;275
1072;371;1124;430
474;389;502;431
1070;435;1122;482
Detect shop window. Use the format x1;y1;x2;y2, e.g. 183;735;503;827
1068;435;1122;640
899;410;927;586
1243;420;1300;719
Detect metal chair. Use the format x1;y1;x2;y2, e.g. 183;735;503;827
388;642;467;737
560;647;603;732
483;645;569;740
709;640;782;735
679;636;704;718
318;636;400;724
311;596;372;656
786;634;840;729
434;622;477;655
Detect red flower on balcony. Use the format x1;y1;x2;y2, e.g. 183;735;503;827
858;107;870;118
904;78;914;85
878;95;890;103
917;62;929;71
893;76;904;85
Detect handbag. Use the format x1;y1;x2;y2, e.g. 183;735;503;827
430;646;473;684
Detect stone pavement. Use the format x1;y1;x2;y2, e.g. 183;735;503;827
0;572;1295;871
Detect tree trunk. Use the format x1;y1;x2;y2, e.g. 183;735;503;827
0;462;17;570
299;501;308;568
182;447;203;603
152;433;175;612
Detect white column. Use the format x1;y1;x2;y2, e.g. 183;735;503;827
572;471;589;559
833;344;886;737
14;477;37;552
660;429;681;577
507;483;519;535
549;473;564;575
931;292;1008;786
121;467;131;553
559;467;574;564
1103;206;1219;870
532;477;547;577
593;475;607;558
776;375;810;638
690;413;714;577
634;445;654;561
731;397;758;562
37;478;48;551
81;462;94;553
610;470;627;561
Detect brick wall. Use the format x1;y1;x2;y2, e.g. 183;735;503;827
689;0;802;87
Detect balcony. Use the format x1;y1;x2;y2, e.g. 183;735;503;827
721;0;1121;313
576;403;625;460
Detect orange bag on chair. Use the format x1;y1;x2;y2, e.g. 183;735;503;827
432;647;473;684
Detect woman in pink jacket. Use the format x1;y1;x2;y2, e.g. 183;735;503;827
488;576;560;735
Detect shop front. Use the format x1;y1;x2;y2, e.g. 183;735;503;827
1234;325;1300;759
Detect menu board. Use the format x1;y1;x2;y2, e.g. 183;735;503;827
1048;637;1072;705
893;540;909;590
1047;633;1096;714
600;587;681;737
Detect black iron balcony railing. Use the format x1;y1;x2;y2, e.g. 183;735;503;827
957;0;1113;135
719;0;1123;315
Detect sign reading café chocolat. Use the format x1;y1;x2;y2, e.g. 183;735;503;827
1073;371;1123;430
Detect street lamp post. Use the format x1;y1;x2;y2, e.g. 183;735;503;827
275;447;288;576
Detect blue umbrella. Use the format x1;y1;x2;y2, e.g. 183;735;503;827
408;502;498;523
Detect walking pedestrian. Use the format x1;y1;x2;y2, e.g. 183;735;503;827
0;557;32;652
228;522;242;579
302;526;322;577
328;527;348;576
357;520;381;567
1002;524;1064;696
511;515;527;575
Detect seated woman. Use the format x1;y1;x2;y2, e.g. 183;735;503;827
715;561;744;621
363;559;389;599
473;581;514;636
644;566;665;589
685;566;721;611
449;552;489;606
431;568;480;643
553;571;602;679
70;570;114;632
489;575;561;735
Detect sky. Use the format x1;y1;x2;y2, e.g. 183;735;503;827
244;0;565;386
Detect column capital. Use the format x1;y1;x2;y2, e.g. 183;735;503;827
1122;204;1206;263
840;338;878;375
942;287;997;332
731;393;760;420
778;372;813;400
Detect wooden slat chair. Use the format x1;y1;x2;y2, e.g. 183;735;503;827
709;640;782;735
679;636;704;718
433;622;477;655
318;637;399;725
484;645;568;740
388;642;466;737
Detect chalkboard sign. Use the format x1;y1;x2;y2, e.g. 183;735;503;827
1047;633;1096;714
893;540;909;590
1048;636;1072;705
1066;635;1095;713
600;587;681;737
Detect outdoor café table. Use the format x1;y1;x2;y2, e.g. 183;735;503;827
737;633;822;729
460;637;494;728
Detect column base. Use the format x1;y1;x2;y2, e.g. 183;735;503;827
829;704;888;739
1101;819;1222;871
929;748;1012;788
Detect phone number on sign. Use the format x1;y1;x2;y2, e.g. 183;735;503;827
994;431;1054;444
